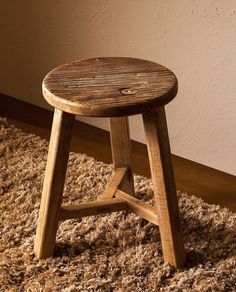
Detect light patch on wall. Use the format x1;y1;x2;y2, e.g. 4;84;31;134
0;0;236;175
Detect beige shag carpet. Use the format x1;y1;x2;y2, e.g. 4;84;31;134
0;118;236;292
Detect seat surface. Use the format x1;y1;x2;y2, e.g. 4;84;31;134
43;57;178;117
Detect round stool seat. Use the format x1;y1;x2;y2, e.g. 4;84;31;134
43;57;177;117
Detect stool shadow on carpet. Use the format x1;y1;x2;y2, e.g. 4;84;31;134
53;199;236;270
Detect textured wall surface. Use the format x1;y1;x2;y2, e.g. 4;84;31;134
1;1;236;175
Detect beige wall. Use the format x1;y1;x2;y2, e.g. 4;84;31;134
1;1;236;175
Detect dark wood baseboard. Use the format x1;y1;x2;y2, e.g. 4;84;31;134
1;93;236;211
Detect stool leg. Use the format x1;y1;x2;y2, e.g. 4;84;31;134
109;117;134;195
34;109;75;259
142;107;186;268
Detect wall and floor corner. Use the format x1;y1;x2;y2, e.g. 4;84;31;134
0;0;236;175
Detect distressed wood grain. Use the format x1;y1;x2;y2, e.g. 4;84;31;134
34;109;74;259
143;107;186;267
43;57;177;117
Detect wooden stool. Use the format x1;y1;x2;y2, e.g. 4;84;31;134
34;57;186;267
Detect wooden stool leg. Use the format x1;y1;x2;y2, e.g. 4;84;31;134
142;107;186;268
34;109;75;259
109;117;134;195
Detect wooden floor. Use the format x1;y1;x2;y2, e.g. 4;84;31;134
1;93;236;211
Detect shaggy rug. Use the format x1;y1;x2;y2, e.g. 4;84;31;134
0;118;236;292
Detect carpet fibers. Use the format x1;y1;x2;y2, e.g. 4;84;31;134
0;118;236;291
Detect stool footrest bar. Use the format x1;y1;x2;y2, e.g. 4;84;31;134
101;167;127;199
60;198;127;220
115;190;158;225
